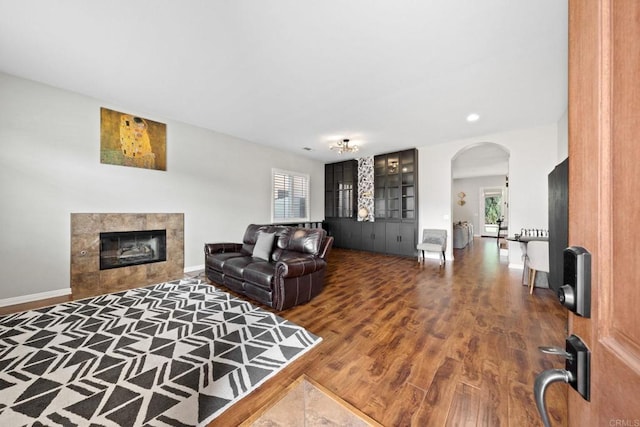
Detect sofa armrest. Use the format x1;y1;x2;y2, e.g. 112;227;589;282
204;243;243;255
318;236;334;260
276;257;326;278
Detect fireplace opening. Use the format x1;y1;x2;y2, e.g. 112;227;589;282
100;229;167;270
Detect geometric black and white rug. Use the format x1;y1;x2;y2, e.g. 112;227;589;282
0;279;321;426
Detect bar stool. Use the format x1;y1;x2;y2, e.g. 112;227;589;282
527;240;549;294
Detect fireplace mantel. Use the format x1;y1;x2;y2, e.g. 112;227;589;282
71;213;184;299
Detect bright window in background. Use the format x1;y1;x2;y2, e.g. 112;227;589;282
484;193;502;225
272;169;309;223
479;187;504;236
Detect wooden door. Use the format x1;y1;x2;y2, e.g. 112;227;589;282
568;0;640;424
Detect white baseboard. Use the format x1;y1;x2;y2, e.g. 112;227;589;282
184;264;205;273
0;288;71;308
1;266;205;308
508;263;524;270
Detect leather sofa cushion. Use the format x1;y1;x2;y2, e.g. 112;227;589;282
271;227;291;262
236;225;327;260
223;276;244;294
286;228;326;256
242;224;265;244
222;257;274;289
223;256;255;280
278;250;314;262
243;261;275;289
206;252;244;272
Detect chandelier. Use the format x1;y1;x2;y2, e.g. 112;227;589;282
330;138;359;154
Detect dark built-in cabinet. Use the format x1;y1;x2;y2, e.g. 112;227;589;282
374;150;417;221
325;160;357;219
324;160;360;250
548;158;568;293
324;149;418;257
384;222;416;256
361;221;386;253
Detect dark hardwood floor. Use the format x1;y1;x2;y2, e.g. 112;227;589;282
224;238;568;426
0;237;568;426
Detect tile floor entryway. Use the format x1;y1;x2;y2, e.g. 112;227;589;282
246;375;382;427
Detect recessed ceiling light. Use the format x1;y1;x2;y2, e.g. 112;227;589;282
466;113;480;122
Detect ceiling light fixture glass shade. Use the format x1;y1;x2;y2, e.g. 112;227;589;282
330;138;359;154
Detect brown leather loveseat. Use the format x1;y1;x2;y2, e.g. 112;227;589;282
204;224;333;310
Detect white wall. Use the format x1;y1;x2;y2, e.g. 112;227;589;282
418;124;559;265
557;108;568;161
0;72;325;301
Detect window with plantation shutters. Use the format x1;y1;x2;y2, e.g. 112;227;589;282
271;169;310;223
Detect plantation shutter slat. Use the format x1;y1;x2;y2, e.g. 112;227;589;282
272;169;309;222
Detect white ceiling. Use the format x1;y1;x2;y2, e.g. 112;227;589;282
0;0;567;164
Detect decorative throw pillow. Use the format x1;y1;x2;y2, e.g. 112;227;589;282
253;231;276;261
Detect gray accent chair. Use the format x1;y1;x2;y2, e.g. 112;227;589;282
417;229;447;266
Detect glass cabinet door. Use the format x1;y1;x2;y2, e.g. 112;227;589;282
374;156;387;218
325;160;357;219
400;150;415;219
373;149;417;221
386;154;400;219
337;161;355;218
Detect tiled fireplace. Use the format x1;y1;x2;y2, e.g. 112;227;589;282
71;213;184;299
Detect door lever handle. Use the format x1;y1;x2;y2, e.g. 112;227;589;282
538;346;573;360
534;335;590;427
534;369;573;427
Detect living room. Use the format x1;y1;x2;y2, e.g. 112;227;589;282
0;70;565;303
1;1;574;425
0;79;566;306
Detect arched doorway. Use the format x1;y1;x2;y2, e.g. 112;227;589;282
451;143;510;247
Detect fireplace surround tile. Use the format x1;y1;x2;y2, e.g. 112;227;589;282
70;213;184;300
